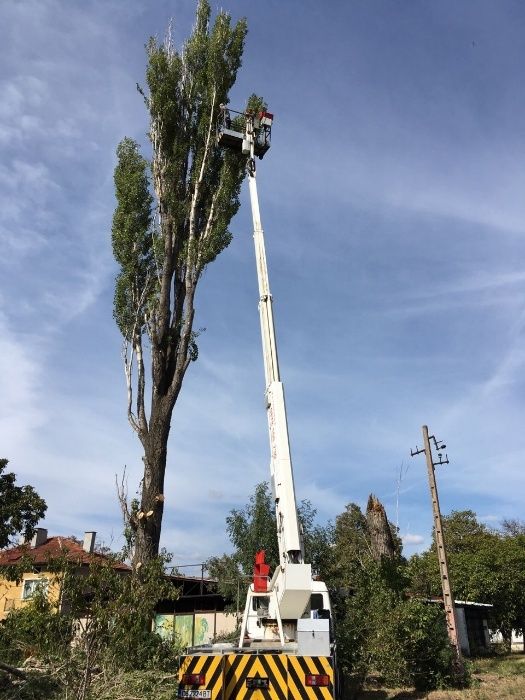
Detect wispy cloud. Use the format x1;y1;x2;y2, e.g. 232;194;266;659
402;533;425;545
0;311;46;450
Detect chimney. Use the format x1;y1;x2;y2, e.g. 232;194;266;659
31;528;48;548
83;531;96;553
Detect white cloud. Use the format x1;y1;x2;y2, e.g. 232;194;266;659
0;311;47;452
479;515;500;524
402;533;425;545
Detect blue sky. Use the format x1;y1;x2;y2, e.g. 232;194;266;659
1;1;525;568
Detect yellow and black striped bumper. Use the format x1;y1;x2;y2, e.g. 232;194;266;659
178;653;335;700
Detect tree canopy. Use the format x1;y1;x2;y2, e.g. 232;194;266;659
0;458;47;549
408;509;525;646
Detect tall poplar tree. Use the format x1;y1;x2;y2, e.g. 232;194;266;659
112;0;259;567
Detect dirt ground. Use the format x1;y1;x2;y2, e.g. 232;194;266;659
355;655;525;700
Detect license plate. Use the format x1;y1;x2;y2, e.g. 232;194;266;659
178;691;211;699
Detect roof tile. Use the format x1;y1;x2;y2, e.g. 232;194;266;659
0;537;130;571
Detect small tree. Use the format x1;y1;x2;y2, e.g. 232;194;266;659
112;0;262;567
0;458;47;549
206;481;334;606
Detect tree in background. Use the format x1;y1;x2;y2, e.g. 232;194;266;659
501;518;525;536
112;0;263;567
0;458;47;549
206;481;334;608
408;509;525;651
331;501;460;691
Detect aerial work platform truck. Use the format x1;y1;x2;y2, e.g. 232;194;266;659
177;106;337;700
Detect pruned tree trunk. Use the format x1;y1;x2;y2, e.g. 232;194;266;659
134;408;171;564
366;494;396;561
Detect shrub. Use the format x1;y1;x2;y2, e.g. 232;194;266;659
0;553;180;699
335;562;465;691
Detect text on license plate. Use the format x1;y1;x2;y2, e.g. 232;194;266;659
178;691;211;699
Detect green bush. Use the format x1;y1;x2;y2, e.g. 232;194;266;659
0;553;180;699
335;562;465;691
0;591;71;666
374;599;456;689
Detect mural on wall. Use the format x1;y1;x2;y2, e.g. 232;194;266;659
154;614;174;641
152;611;236;646
175;614;194;647
194;613;214;645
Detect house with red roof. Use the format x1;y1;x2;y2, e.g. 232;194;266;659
0;528;129;620
0;529;238;646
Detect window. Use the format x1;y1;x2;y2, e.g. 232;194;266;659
22;578;49;600
252;596;269;613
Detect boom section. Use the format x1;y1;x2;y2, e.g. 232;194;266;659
247;155;304;568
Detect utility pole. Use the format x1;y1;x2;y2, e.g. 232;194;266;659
411;425;464;671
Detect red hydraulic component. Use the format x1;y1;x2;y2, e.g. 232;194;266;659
253;550;270;592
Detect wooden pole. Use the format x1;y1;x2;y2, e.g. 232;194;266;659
421;425;463;671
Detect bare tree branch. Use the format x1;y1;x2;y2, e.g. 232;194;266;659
0;660;27;679
122;341;139;434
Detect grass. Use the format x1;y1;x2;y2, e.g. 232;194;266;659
354;655;525;700
471;654;525;677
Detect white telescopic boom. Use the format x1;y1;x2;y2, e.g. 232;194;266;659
246;140;304;568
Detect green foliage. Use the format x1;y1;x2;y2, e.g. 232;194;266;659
299;498;335;582
112;137;154;340
113;0;254;355
332;502;462;691
65;555;178;673
0;458;47;549
205;552;246;611
336;559;459;690
225;481;280;573
206;481;334;607
380;599;456;689
408;510;525;645
0;589;71;666
331;502;371;590
0;553;179;699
